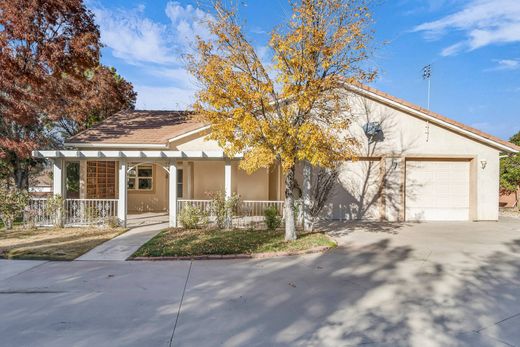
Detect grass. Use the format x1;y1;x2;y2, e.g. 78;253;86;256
132;228;336;257
0;226;127;261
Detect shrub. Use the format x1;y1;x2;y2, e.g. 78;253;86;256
207;191;240;229
106;216;120;229
178;204;206;229
45;194;64;228
0;188;29;230
264;206;282;231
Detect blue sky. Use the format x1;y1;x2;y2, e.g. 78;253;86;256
87;0;520;141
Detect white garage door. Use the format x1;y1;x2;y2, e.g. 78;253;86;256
405;160;470;221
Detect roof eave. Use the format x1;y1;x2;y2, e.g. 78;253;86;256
64;142;169;149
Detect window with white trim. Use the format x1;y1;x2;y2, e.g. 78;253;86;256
128;164;153;190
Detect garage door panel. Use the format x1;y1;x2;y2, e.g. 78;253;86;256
406;160;470;221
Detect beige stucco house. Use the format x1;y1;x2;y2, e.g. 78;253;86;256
33;84;519;227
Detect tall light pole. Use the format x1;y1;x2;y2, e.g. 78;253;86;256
422;64;432;110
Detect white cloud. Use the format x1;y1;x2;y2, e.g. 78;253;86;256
413;0;520;56
488;58;520;71
92;1;213;65
93;6;175;65
89;1;214;110
134;85;195;110
165;1;213;47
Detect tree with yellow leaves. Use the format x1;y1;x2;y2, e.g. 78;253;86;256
188;0;376;240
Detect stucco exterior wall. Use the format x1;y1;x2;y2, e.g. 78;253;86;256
300;94;501;221
127;163;168;213
191;160;270;200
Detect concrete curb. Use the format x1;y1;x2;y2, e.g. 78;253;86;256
130;245;334;261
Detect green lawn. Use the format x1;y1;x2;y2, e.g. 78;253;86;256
0;227;127;261
132;228;336;257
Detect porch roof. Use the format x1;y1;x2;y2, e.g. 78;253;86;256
32;150;243;160
65;110;207;147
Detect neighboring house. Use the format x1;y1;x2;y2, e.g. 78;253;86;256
500;188;519;208
32;84;520;227
28;170;52;197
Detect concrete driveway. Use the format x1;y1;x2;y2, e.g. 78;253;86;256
1;218;519;347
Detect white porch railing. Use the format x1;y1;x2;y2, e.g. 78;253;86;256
65;199;118;226
177;199;285;228
25;198;53;226
25;198;118;227
177;199;213;215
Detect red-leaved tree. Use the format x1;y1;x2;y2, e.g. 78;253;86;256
0;0;135;189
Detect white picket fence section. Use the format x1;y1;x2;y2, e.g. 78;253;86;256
25;198;118;227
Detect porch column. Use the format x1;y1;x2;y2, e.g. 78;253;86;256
224;159;232;199
117;160;127;227
52;158;64;196
302;161;312;231
169;161;178;228
79;160;87;199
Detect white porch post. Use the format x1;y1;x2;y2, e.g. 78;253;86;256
52;158;64;196
169;161;178;228
118;160;127;227
302;161;312;231
224;159;232;199
224;159;232;228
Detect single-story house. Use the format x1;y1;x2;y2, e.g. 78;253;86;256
32;84;520;227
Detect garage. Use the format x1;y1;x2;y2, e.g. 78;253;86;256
405;159;471;221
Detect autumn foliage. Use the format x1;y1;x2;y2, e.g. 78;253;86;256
0;0;135;188
188;0;376;239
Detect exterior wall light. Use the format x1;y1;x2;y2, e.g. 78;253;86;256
480;160;487;169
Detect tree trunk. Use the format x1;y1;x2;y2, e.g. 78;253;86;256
13;159;29;190
284;165;297;241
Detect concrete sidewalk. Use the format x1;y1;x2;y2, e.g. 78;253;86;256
76;221;168;261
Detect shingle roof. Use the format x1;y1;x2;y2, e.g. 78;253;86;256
66;110;207;146
65;89;519;153
349;82;520;153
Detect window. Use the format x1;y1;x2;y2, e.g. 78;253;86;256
177;169;183;198
128;164;153;191
86;161;116;198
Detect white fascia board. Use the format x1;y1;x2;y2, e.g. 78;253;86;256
348;85;519;153
64;142;168;149
167;125;211;143
32;150;241;159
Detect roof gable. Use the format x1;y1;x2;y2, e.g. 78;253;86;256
347;83;519;153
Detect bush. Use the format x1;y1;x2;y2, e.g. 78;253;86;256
0;188;29;230
178;204;206;229
46;194;64;228
106;216;120;229
264;206;282;231
207;191;240;229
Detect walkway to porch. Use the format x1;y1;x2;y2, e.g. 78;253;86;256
77;213;168;261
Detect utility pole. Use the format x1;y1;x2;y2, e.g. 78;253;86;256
422;64;432;110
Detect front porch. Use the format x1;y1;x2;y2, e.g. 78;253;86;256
31;150;287;228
